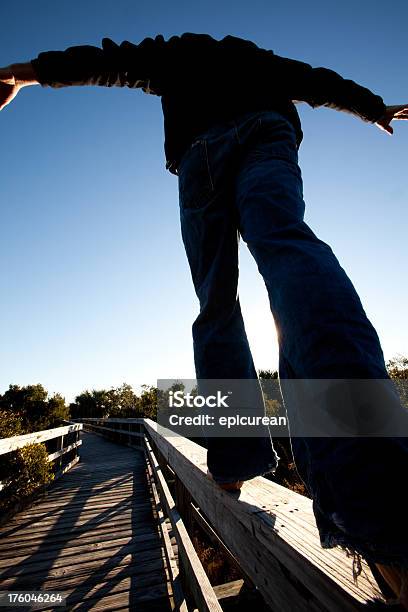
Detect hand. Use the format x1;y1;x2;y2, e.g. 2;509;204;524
375;104;408;135
0;67;21;111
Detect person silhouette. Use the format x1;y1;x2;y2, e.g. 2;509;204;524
1;32;407;606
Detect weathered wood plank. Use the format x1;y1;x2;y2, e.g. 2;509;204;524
80;424;144;438
213;579;244;600
0;517;157;541
0;528;161;557
47;439;82;462
0;555;169;590
0;534;167;569
4;497;152;519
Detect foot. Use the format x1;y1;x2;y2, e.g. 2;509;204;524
206;469;244;491
375;563;408;609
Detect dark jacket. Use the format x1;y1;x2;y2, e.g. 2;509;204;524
31;32;386;175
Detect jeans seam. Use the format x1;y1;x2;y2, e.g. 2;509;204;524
234;123;241;145
202;139;214;192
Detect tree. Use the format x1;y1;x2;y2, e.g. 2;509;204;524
0;384;69;432
70;389;109;419
136;385;159;420
109;384;139;418
0;409;23;439
386;354;408;408
70;384;139;419
387;355;408;379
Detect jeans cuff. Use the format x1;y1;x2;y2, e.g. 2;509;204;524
210;461;277;484
321;532;408;572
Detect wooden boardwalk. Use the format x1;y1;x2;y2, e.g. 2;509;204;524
0;432;174;611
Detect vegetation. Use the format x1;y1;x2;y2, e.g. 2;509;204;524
386;354;408;408
0;442;54;511
69;383;158;420
0;384;69;433
0;403;55;514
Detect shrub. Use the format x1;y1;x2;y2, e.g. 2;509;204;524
0;409;54;514
1;444;54;510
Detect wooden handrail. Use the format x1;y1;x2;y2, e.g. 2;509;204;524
143;418;386;611
0;423;82;456
0;424;83;500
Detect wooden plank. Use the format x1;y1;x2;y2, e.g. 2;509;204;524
37;578;171;611
47;439;82;462
0;535;167;569
1;509;156;537
10;487;139;508
0;528;161;557
0;535;166;579
144;436;222;612
144;418;386;612
213;579;244;600
80;424;144;438
78;418;145;424
5;496;152;518
0;554;169;589
0;424;82;455
16;564;169;594
0;523;159;548
53;455;80;480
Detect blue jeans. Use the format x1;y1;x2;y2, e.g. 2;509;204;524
177;109;408;568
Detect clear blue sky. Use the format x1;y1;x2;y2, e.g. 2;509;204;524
1;0;407;404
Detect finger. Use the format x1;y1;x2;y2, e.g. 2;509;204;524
379;123;393;134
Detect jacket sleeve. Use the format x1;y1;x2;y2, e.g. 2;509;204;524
30;35;170;95
271;52;386;123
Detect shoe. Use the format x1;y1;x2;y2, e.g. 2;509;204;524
206;469;244;491
375;563;408;609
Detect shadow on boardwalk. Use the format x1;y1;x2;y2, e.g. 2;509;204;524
0;432;172;611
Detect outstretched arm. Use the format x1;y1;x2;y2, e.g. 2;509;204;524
271;52;408;135
0;35;171;112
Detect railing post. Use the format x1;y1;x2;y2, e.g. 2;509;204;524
59;434;64;473
174;474;194;535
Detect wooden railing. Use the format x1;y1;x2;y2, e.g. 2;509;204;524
77;418;388;611
75;417;144;449
0;423;83;494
